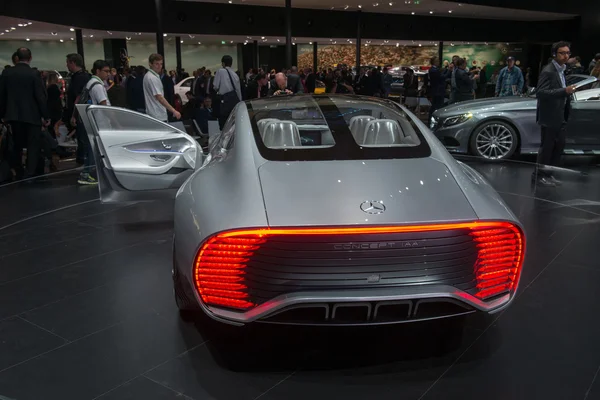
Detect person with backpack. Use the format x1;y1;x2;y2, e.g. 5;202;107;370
77;59;111;185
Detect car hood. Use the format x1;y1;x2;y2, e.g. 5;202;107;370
435;96;535;117
257;158;478;227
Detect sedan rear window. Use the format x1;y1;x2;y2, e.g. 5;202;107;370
247;95;430;161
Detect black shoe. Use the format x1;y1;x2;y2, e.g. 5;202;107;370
549;176;562;186
536;176;556;187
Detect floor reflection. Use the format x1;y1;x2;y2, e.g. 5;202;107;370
0;157;599;399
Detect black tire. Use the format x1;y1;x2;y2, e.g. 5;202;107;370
469;120;519;162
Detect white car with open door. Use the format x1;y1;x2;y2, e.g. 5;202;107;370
175;77;194;105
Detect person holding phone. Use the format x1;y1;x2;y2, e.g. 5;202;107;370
534;41;578;187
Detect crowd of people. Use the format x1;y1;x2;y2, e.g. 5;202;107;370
1;44;599;186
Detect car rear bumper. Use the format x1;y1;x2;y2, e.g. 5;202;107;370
196;285;513;326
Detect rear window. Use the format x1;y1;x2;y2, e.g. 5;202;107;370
246;95;430;161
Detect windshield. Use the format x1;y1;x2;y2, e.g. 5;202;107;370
246;95;430;161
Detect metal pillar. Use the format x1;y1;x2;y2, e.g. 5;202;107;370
313;41;318;72
155;0;165;61
356;11;362;71
253;40;259;70
285;0;292;68
75;29;84;67
175;36;182;73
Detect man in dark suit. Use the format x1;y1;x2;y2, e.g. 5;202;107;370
269;73;298;96
0;48;49;180
534;41;578;187
285;66;304;94
245;73;269;100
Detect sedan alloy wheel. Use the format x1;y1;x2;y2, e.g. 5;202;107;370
470;121;518;161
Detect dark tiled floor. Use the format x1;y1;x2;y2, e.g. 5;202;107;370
1;160;600;400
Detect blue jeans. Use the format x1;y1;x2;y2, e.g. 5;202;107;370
77;124;95;175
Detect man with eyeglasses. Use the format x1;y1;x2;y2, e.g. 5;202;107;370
534;41;578;187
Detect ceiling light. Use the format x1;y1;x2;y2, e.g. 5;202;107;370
261;36;265;39
70;37;74;40
230;40;233;43
333;41;336;44
435;43;438;46
448;10;452;13
411;12;415;15
365;43;368;47
293;42;296;45
373;2;379;6
344;5;349;9
59;39;64;42
389;2;393;5
70;28;75;31
419;43;422;46
126;37;132;41
396;43;399;47
429;10;433;14
450;42;455;46
349;40;352;44
5;29;10;33
189;35;195;38
10;27;16;30
198;41;202;44
26;38;30;41
180;40;184;43
228;0;232;3
107;31;112;35
330;6;334;9
309;41;312;44
358;4;362;7
458;3;462;5
90;34;94;38
51;32;57;35
277;39;280;42
28;22;32;25
243;42;247;45
0;33;3;36
18;24;24;27
137;32;142;35
163;33;167;37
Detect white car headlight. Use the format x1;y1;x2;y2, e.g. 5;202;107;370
430;116;437;130
443;112;473;127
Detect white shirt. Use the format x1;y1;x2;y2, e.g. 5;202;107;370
214;67;242;101
143;69;168;122
86;76;110;106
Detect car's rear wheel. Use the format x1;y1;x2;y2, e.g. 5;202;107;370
469;120;518;161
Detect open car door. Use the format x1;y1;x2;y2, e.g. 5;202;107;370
77;105;202;203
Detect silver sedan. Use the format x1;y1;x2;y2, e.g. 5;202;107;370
431;75;599;161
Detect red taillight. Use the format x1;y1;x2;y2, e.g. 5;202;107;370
470;222;525;301
193;221;525;310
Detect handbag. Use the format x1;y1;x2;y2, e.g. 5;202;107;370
219;69;240;118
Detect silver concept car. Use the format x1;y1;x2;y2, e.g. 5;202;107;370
431;75;599;161
78;95;525;327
